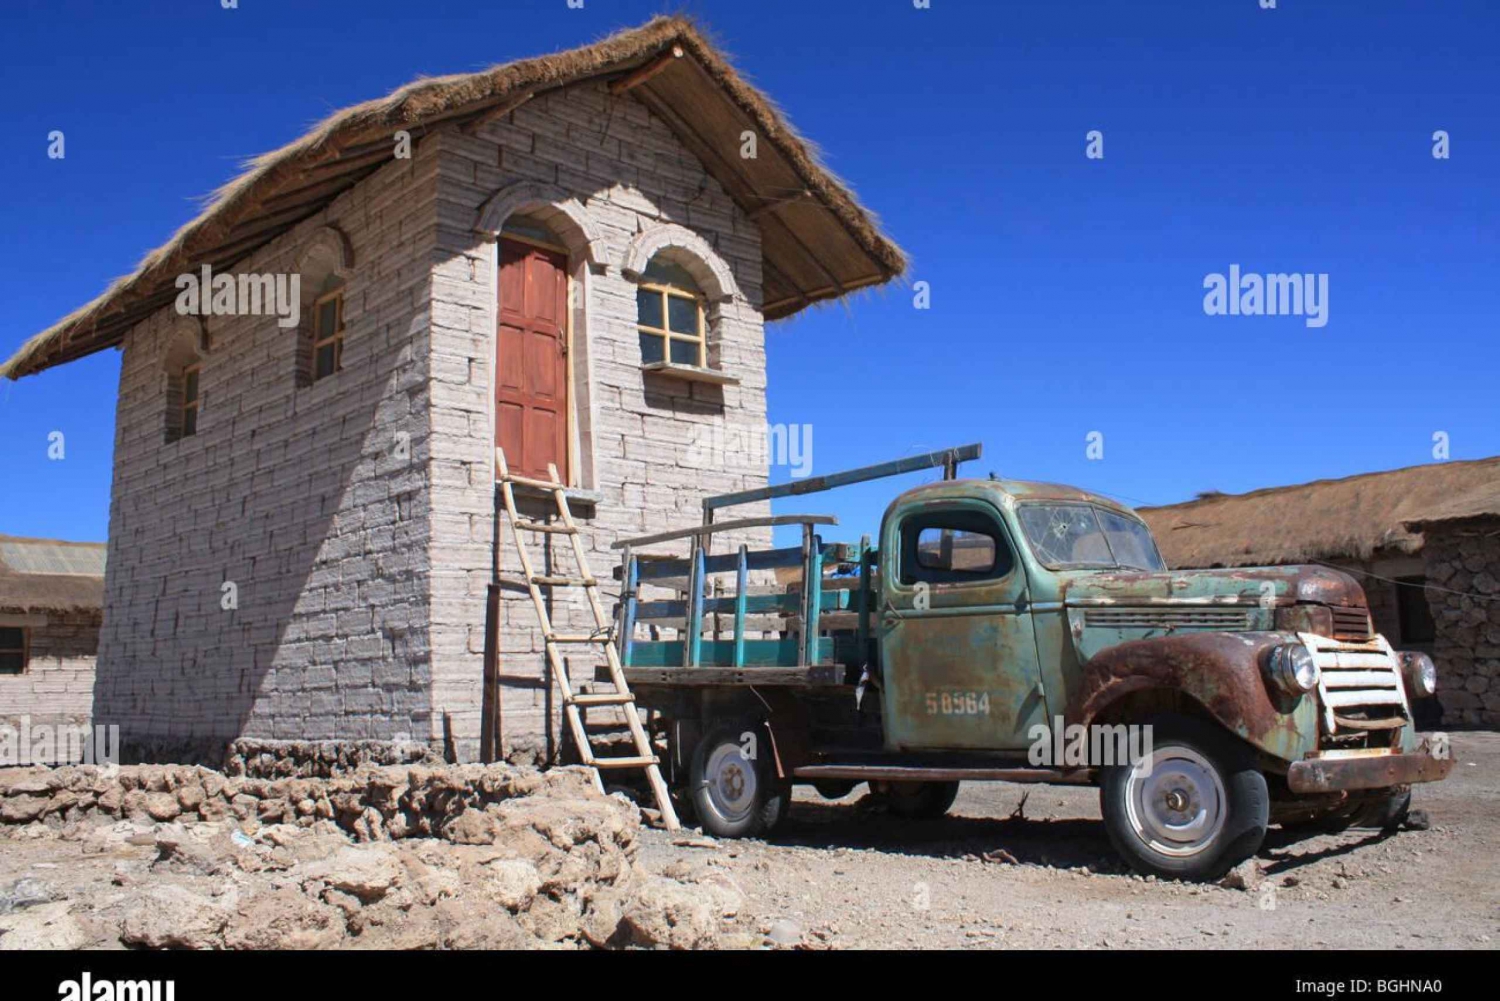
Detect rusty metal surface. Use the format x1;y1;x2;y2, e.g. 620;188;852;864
1058;564;1367;610
1067;630;1318;762
1288;750;1455;793
878;495;1046;752
793;764;1094;784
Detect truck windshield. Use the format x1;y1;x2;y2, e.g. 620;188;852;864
1016;502;1166;571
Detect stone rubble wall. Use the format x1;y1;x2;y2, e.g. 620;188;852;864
1421;516;1500;727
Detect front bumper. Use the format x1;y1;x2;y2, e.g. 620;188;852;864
1287;746;1455;794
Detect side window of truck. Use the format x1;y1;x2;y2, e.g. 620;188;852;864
900;509;1015;586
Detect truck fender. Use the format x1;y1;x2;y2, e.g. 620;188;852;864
1067;631;1317;764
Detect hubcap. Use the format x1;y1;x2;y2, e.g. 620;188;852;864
1124;745;1227;858
703;742;757;823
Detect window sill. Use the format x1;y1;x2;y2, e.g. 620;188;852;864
508;482;602;511
640;362;740;387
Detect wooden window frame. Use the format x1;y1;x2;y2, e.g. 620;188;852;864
312;290;345;383
180;362;201;439
637;282;706;368
0;625;28;676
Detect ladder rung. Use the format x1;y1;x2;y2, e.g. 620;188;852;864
571;692;636;707
514;520;578;535
591;755;658;769
530;575;597;587
498;471;566;492
547;633;612;644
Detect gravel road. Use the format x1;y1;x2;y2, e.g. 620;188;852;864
638;731;1500;949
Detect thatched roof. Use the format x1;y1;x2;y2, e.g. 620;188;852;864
0;535;106;614
1;16;905;381
1402;482;1500;530
1137;457;1500;569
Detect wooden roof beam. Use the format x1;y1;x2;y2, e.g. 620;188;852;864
609;45;684;95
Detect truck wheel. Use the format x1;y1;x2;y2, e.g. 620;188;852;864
1100;716;1268;881
813;780;858;800
883;781;961;820
688;724;791;839
1348;787;1411;831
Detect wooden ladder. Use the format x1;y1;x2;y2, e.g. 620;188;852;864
494;449;680;830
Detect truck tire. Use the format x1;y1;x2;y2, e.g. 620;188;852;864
1100;716;1269;881
688;723;791;839
883;781;960;820
1348;787;1411;831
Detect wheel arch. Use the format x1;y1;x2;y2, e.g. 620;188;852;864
1069;632;1318;765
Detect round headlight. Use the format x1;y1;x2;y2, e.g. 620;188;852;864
1401;651;1438;697
1268;643;1319;694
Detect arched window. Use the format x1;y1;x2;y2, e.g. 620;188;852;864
294;226;352;387
636;256;706;367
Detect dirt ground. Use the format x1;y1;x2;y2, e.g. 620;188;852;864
635;730;1500;949
1;733;1494;950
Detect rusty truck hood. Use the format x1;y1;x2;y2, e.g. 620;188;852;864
1055;564;1366;608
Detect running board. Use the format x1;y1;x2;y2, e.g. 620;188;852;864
793;764;1095;784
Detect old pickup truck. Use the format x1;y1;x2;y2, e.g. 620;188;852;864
609;444;1453;880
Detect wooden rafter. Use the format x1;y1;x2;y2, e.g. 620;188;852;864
608;45;683;95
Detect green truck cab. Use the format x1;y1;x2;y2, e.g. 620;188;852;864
616;446;1453;880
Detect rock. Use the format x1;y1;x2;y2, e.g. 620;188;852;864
119;885;231;949
0;795;50;824
144;793;182;822
766;917;802;947
1219;860;1263;892
300;845;402;903
443;807;501;845
484;859;542;911
0;877;54;915
0;901;89;950
1404;810;1431;831
223;889;345;950
615;876;740;950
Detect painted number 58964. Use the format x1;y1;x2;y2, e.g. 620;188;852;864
924;691;991;716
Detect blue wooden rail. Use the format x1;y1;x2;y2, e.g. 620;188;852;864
615;515;846;671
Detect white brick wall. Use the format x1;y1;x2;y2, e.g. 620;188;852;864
0;611;98;738
426;82;772;762
96;142;441;760
92;80;777;764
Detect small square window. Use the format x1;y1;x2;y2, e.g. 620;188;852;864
0;626;26;675
312;292;345;383
639;331;665;364
636;288;664;330
667;294;699;336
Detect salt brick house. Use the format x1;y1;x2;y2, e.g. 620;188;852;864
0;18;905;764
1136;457;1500;728
0;536;107;756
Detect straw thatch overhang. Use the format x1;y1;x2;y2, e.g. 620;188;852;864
1402;483;1500;531
2;16;905;381
0;535;107;615
1137;457;1500;570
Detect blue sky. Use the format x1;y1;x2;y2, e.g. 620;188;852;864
1;0;1496;545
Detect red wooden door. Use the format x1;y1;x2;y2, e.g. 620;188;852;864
496;239;569;481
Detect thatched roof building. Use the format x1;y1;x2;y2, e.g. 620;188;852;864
0;535;107;613
1;15;904;380
1136;457;1500;570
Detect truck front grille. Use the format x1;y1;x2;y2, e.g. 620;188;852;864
1330;606;1372;641
1084;608;1254;630
1298;631;1410;739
